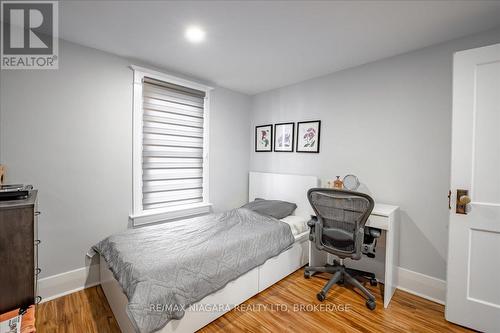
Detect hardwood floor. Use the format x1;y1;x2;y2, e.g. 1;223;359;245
36;286;120;333
36;268;473;333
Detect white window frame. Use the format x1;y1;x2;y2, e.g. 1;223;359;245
129;65;213;226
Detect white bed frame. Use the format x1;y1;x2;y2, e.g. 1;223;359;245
100;171;319;333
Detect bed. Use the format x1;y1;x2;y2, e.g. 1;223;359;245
99;171;319;333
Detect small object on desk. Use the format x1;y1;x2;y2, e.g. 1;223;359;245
333;176;343;189
343;174;360;191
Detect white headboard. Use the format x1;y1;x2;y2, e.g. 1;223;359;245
248;172;319;217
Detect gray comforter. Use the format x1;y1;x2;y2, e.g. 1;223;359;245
93;208;295;333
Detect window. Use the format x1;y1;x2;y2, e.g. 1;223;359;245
130;66;212;226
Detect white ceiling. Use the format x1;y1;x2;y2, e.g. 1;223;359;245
59;1;500;95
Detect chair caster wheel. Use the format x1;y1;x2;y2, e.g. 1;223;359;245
304;271;311;279
370;279;378;286
317;292;326;302
366;300;376;310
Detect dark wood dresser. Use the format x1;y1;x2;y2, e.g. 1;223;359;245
0;190;40;313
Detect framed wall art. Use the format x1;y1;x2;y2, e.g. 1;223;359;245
274;122;294;152
296;120;321;153
255;124;273;152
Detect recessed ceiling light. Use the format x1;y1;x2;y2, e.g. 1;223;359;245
185;26;206;43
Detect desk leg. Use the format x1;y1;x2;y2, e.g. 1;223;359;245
308;241;328;270
383;212;399;308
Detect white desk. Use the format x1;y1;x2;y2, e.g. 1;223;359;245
309;203;400;308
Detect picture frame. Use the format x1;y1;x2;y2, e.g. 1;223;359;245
274;122;295;152
255;124;273;152
296;120;321;153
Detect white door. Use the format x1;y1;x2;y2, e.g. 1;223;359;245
446;43;500;332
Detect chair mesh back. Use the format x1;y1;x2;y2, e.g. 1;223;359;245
308;189;373;253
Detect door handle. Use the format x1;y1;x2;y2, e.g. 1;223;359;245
456;189;470;214
459;195;471;205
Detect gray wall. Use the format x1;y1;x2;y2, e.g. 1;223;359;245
2;27;500;282
0;40;251;278
210;88;251;212
249;27;500;280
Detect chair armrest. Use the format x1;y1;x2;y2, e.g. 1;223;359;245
307;216;318;242
307;218;317;228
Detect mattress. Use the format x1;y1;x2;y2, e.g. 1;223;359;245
281;215;310;236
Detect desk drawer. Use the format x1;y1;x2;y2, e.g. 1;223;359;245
366;214;389;230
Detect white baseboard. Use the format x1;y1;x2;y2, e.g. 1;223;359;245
38;264;100;303
396;266;446;305
38;264;446;306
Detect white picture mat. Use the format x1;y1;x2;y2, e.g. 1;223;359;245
274;123;294;151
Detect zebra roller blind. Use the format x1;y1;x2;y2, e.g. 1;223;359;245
142;77;206;211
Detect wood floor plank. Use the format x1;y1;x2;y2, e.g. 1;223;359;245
36;286;121;333
36;268;473;333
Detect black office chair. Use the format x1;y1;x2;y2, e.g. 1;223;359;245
304;188;379;310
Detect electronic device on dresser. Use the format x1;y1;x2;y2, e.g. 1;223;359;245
0;184;33;201
0;189;41;313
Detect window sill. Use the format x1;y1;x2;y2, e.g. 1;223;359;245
129;203;212;227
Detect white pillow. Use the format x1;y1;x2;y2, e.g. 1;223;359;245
280;215;310;235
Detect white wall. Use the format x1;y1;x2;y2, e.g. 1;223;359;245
249;27;500;280
0;40;251;278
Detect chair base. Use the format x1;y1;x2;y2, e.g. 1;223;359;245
304;263;377;310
